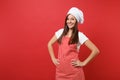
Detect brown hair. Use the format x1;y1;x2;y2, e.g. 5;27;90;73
58;15;79;45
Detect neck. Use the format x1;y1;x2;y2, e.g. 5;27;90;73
66;29;73;37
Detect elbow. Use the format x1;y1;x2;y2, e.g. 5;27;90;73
95;48;100;55
47;42;52;48
92;48;100;56
47;42;50;48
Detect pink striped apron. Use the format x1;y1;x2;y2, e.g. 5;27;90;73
56;37;85;80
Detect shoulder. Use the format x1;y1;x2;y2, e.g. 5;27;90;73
55;28;64;35
78;31;89;44
56;28;64;32
78;31;88;38
55;28;64;39
78;31;86;37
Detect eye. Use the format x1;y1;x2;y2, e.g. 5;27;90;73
71;18;75;20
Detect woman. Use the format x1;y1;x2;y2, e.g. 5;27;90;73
48;7;100;80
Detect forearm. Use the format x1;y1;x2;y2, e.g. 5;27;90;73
83;50;99;66
82;40;100;66
48;44;56;60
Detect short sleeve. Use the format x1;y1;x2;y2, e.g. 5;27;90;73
55;28;64;39
78;32;88;45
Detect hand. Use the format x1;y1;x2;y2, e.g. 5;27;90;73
52;58;60;66
71;59;86;67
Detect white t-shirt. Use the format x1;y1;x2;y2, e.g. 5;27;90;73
55;28;88;51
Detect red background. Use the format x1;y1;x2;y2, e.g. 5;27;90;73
0;0;120;80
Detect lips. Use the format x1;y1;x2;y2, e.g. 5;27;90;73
68;24;73;26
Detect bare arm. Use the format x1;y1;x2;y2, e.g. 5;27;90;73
47;35;60;66
82;40;100;66
72;40;100;67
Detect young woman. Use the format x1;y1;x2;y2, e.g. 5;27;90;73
48;7;100;80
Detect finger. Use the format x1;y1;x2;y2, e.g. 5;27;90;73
71;61;80;67
71;59;76;61
71;61;75;64
56;59;60;62
56;59;60;64
55;62;59;66
71;62;77;66
56;61;60;65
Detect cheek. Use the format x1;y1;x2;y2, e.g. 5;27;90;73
73;20;77;23
66;21;69;24
71;21;76;24
66;20;69;24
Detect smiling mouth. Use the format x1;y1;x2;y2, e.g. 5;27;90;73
68;24;73;26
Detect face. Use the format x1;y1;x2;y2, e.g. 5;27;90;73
66;14;77;29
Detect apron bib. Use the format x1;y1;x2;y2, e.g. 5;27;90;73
56;37;85;80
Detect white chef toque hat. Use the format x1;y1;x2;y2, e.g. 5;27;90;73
67;7;84;24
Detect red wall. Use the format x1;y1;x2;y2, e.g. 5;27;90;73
0;0;120;80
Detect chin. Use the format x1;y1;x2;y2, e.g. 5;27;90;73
68;27;74;29
68;26;74;29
